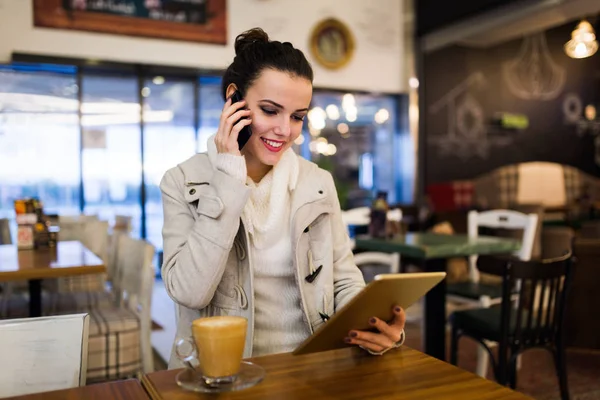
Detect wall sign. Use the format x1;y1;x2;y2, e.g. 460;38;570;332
33;0;227;44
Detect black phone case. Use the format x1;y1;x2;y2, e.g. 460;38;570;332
229;91;252;150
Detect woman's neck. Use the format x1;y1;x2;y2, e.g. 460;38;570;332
245;155;272;183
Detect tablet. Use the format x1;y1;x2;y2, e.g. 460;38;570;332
292;272;446;355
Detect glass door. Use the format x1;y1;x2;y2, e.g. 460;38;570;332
143;75;196;257
81;73;143;237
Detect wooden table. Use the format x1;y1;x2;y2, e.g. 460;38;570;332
0;241;105;317
2;379;149;399
141;347;531;399
354;233;520;361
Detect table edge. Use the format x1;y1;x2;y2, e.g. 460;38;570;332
141;374;162;400
0;265;106;282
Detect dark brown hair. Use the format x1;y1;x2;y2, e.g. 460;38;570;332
221;28;314;99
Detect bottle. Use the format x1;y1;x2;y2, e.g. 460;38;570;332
369;191;389;238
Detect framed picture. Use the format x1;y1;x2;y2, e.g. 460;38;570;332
309;18;355;70
33;0;227;45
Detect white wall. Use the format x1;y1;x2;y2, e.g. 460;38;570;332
0;0;406;93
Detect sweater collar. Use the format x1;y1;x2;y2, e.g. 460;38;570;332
207;133;299;191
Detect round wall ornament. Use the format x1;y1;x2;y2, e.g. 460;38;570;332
309;18;355;69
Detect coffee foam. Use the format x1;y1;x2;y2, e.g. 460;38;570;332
193;316;246;329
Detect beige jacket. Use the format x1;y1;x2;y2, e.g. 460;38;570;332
160;153;365;368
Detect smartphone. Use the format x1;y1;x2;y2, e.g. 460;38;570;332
229;90;252;150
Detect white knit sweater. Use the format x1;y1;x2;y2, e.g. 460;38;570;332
207;136;310;356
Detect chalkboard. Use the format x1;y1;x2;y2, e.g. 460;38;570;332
34;0;227;44
63;0;208;25
424;21;600;183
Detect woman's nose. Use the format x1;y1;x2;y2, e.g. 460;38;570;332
274;118;291;136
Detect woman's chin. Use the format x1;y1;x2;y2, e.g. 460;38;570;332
257;153;282;166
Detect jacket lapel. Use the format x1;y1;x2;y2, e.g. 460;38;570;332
290;161;335;246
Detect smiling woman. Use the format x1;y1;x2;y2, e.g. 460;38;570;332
159;28;407;369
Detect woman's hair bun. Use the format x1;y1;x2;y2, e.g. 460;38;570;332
234;28;270;56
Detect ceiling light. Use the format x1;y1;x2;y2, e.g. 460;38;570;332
564;20;598;59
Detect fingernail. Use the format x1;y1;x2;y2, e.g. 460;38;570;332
395;306;401;313
350;331;357;338
369;317;377;324
344;337;352;343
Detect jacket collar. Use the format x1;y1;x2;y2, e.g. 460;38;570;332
178;153;215;187
177;152;335;224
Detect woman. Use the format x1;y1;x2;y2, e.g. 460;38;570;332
160;28;405;368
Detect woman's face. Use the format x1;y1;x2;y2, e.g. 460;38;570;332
236;69;312;168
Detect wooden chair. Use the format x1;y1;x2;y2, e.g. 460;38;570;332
86;234;156;382
0;218;13;317
564;238;600;350
0;218;11;244
0;314;89;398
446;209;538;377
341;207;370;250
450;253;573;400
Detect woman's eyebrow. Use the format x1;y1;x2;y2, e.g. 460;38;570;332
259;99;308;112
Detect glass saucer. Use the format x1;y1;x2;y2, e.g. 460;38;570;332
176;361;265;393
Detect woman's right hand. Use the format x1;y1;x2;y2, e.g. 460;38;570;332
214;97;252;156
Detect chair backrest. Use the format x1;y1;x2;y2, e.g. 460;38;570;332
580;221;600;239
113;214;133;234
342;207;403;226
0;314;89;397
565;239;600;349
387;208;403;222
341;207;371;227
80;220;109;263
114;234;156;372
353;252;401;277
0;218;12;244
467;209;539;281
58;217;84;241
478;253;572;349
541;227;574;259
115;235;155;314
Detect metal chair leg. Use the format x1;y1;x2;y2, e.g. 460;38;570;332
508;352;519;389
554;341;570;400
450;325;459;366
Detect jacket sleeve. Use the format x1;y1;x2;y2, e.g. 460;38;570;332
160;165;251;309
324;172;366;309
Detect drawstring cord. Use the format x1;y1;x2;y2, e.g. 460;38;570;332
234;240;246;261
234;284;248;309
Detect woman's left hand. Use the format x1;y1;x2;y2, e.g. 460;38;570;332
344;305;406;354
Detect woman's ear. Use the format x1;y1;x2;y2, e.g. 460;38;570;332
225;83;238;100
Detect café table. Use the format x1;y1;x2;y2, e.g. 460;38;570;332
141;346;531;399
354;233;520;361
2;379;149;400
0;241;105;317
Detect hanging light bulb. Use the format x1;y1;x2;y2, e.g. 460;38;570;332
564;20;598;59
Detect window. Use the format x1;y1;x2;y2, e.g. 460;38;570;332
81;73;143;238
0;64;80;240
143;76;196;252
197;75;223;152
306;91;413;208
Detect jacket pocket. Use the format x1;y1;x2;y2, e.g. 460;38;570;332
185;184;224;219
307;214;332;265
211;252;239;311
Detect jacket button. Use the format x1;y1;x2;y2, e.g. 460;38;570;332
189;188;196;195
318;190;323;194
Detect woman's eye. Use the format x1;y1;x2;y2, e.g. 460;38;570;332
261;108;277;115
292;115;305;122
